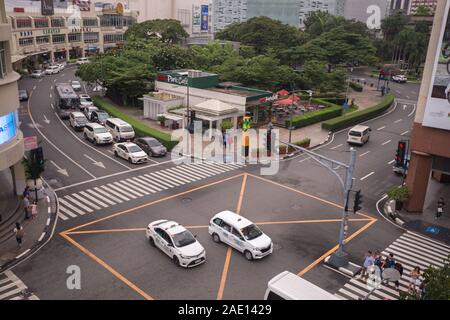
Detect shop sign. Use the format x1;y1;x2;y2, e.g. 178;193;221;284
43;28;61;35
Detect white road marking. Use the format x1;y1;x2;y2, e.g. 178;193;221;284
50;160;69;177
394;119;402;124
330;144;343;150
400;130;409;136
359;151;371;157
50;103;54;110
101;184;131;201
360;172;375;181
388;159;395;165
381;140;392;146
377;126;386;131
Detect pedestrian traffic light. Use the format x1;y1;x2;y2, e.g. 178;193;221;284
353;190;363;214
395;140;407;168
30;147;45;179
242;116;251;130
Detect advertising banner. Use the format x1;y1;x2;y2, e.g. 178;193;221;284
423;0;450;131
201;5;209;31
192;5;201;34
41;0;54;16
0;112;17;145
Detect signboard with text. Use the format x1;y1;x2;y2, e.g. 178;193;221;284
41;0;54;16
192;5;201;34
423;0;450;131
201;5;209;31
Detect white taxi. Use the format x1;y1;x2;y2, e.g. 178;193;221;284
208;210;273;260
146;220;206;268
113;142;148;164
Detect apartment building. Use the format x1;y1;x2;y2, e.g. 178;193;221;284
6;0;137;71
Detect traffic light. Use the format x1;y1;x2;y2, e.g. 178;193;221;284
266;128;272;154
242;116;251;130
395;140;407;168
353;190;363;214
30;147;45;179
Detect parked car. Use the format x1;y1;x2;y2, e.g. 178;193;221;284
83;123;113;145
79;94;94;108
134;137;167;157
71;80;82;91
56;62;66;71
105;118;135;142
82;106;99;119
208;210;273;261
347;125;371;146
31;69;45;78
146;220;206;268
392;75;407;83
69;112;88;131
90;110;110;125
77;58;89;65
18;89;29;101
113;142;148;164
45;65;60;75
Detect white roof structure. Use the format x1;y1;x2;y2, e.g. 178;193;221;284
192;99;238;116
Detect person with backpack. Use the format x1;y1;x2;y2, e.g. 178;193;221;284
394;262;404;290
374;250;383;268
14;222;24;249
382;253;396;269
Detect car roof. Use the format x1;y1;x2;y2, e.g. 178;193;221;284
71;112;85;117
79;94;90;98
87;122;104;128
350;125;370;132
139;137;158;142
107;118;131;126
213;210;252;229
156;220;187;236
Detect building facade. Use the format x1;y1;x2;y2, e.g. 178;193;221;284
0;0;25;196
409;0;437;14
6;0;137;71
299;0;346;28
405;0;450;213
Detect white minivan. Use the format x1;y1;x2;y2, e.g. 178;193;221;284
347;125;371;145
208;210;273;260
264;271;339;300
105;118;135;142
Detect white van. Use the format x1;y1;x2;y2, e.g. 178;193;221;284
347;125;371;145
208;210;273;260
105;118;135;142
264;271;339;300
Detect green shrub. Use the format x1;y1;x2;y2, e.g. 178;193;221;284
286;102;343;129
93;97;178;150
387;185;410;202
321;94;395;131
293;138;311;148
349;82;363;92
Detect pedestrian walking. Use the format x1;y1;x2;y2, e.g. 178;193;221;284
30;200;38;220
374;250;383;268
394;262;404;290
360;250;374;279
14;222;24;249
409;266;421;293
22;186;30;199
23;195;30;220
223;131;228;149
436;197;445;219
382;253;396;269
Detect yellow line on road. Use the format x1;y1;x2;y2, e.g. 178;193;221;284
60;232;154;300
216;174;248;301
297;219;377;277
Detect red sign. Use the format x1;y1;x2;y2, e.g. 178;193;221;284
157;74;168;82
14;8;25;12
24;136;38;151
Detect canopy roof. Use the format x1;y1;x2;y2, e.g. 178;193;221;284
192;99;238;116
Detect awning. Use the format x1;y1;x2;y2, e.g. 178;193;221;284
11;55;26;63
157;113;183;122
274;95;300;106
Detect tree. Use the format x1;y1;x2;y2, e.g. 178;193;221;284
414;5;433;16
190;42;240;71
303;11;346;39
381;12;409;42
215;16;304;54
297;60;346;93
124;19;189;43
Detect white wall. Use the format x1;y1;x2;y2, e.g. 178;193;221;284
128;0;173;22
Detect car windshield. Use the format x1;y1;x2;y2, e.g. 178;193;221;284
349;131;361;137
34;70;42;73
94;127;108;134
147;140;161;147
75;116;87;123
72;81;80;85
128;145;142;153
120;126;133;133
80;97;92;102
97;113;109;120
19;90;26;95
172;230;196;247
241;224;263;241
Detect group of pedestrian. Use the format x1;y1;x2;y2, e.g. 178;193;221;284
13;187;40;249
436;197;445;219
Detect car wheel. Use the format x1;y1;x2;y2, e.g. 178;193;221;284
114;151;118;157
149;237;156;247
94;139;98;146
83;133;88;140
128;157;133;164
212;233;221;243
173;256;180;267
244;250;253;261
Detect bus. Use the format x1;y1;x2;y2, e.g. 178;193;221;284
54;83;80;119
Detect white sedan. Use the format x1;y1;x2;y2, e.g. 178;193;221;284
45;65;60;75
113;142;148;164
71;80;82;91
146;220;206;268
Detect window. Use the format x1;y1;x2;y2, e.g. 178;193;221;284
52;34;66;44
221;222;232;233
34;18;49;28
68;33;81;43
19;37;34;47
103;33;123;43
36;36;50;45
16;18;32;29
84;32;99;43
231;228;243;239
83;18;98;27
0;42;6;79
51;18;65;27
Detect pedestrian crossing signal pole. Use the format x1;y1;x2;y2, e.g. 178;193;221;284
242;116;251;159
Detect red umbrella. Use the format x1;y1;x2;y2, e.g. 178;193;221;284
277;89;289;96
274;95;300;106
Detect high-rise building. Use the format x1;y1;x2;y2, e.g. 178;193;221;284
299;0;346;28
0;0;25;196
213;0;247;32
246;0;299;27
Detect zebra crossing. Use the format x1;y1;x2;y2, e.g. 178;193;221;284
57;161;245;221
334;231;450;300
0;271;39;300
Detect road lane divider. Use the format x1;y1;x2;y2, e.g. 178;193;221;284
360;172;375;181
381;140;392;146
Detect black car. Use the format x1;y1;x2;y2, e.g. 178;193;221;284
134;137;167;157
18;90;29;101
90;110;110;125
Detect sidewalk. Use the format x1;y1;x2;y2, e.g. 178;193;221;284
0;170;20;227
0;186;58;272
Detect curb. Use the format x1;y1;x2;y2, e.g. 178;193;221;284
0;180;59;273
281;132;333;160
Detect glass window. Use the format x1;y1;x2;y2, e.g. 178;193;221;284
68;33;82;42
34;18;49;28
172;231;196;247
83;18;98;27
19;38;34;47
241;224;263;241
0;42;6;79
51;18;65;28
16;18;32;29
52;34;66;44
84;32;99;43
213;218;223;226
36;36;50;45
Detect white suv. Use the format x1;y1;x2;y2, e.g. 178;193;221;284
113;142;148;164
83;123;113;145
146;220;206;268
208;210;273;260
45;65;60;75
77;58;89;65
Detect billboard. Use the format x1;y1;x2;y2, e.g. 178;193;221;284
423;0;450;131
192;5;201;34
201;5;209;31
0;112;17;145
41;0;54;16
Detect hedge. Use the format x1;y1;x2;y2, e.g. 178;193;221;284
293;138;311;148
349;82;363;92
285;98;343;129
321;94;395;131
93;96;179;150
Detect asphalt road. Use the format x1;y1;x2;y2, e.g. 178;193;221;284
6;71;428;300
